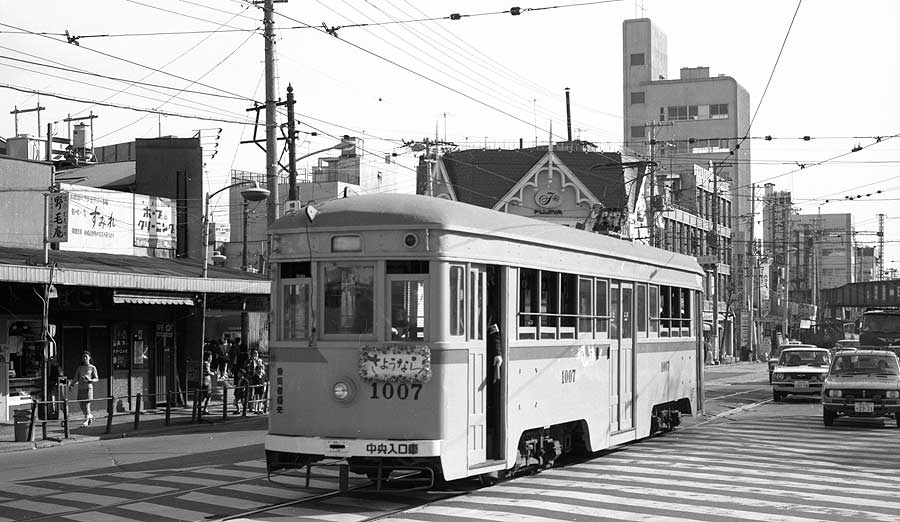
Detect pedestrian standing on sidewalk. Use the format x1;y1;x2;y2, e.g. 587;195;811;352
244;349;266;414
200;350;215;414
71;351;99;428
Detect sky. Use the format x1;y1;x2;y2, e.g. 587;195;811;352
2;0;899;265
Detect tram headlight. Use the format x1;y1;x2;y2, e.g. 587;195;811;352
332;379;356;404
887;390;900;399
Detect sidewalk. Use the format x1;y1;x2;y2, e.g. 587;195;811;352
0;393;268;453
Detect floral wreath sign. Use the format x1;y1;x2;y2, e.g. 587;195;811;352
359;344;432;383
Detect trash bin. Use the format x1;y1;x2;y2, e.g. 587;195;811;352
13;409;32;442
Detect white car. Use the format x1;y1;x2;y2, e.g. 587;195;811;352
822;350;900;427
771;347;831;401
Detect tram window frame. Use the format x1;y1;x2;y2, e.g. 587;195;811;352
279;275;311;342
658;285;692;337
636;283;648;336
469;267;484;341
387;275;427;341
649;284;660;336
577;276;594;336
321;262;376;338
519;268;539;339
540;271;559;339
560;273;577;339
449;265;465;337
595;278;609;338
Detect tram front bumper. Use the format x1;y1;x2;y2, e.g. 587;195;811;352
266;434;441;458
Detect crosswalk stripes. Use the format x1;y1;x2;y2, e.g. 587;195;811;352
380;415;900;522
5;416;900;521
0;460;356;521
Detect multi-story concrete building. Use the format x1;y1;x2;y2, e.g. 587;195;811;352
623;18;752;355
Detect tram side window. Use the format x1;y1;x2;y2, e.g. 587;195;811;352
449;266;465;337
560;273;577;339
323;263;375;335
658;285;691;337
578;277;593;335
470;269;484;341
637;283;648;336
649;284;660;336
596;279;609;337
540;272;559;339
519;269;538;339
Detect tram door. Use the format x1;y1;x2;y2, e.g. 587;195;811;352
609;282;635;432
467;264;487;465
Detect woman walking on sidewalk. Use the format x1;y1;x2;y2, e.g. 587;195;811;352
71;351;99;428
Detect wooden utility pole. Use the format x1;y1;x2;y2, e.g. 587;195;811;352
261;0;287;226
710;160;720;362
748;183;756;358
10;104;45;137
286;85;298;201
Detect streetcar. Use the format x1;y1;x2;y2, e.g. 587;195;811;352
265;194;704;485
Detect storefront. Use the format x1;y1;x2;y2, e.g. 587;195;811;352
0;247;269;422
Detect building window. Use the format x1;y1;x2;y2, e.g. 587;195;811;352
667;105;688;121
630;53;645;66
630;91;645;104
710;103;729;119
631;125;645;139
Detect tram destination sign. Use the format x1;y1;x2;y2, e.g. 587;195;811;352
359;344;432;383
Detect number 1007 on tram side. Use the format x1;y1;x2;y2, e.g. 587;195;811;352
265;194;705;485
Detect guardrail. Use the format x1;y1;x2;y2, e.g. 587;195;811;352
13;381;269;443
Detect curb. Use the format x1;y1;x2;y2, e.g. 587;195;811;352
0;414;267;453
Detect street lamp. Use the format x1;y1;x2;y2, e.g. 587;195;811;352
198;180;269;395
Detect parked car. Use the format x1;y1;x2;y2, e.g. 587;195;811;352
768;343;818;383
822;350;900;427
771;347;831;401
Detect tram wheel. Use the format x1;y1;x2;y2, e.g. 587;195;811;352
773;391;783;402
823;408;835;426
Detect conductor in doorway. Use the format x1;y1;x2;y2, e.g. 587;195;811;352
489;319;502;382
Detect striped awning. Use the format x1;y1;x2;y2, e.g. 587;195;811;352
113;292;195;306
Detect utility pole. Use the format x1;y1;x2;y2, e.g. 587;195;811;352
646;121;673;246
748;183;756;359
878;213;885;280
10;104;45;137
262;0;285;226
710;160;720;363
286;84;298;201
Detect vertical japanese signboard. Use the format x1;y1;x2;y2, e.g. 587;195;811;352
47;192;69;243
134;195;176;250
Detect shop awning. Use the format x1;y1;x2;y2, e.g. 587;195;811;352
113;292;195;306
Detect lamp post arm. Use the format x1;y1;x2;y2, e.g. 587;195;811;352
294;144;347;165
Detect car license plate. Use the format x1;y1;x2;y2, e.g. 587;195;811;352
794;381;809;389
854;402;874;413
